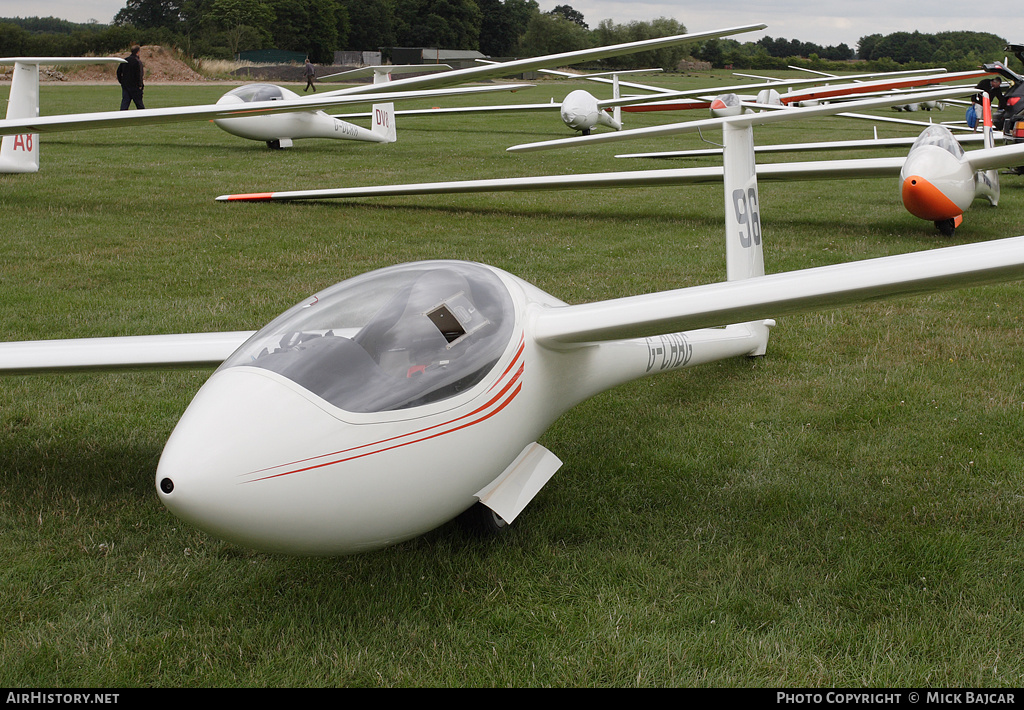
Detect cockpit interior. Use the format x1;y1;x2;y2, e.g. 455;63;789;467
221;262;517;413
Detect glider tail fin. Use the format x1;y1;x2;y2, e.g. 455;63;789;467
982;93;995;150
722;118;772;356
597;74;623;131
0;60;41;174
612;73;622;129
723;120;765;282
978;93;1000;206
371;102;396;143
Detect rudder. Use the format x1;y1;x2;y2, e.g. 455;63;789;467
371;102;397;143
0;61;41;173
722;120;765;281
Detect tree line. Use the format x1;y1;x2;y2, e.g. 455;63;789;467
0;1;681;65
691;29;1015;73
0;2;1016;74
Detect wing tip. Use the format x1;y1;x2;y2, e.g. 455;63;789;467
216;193;275;202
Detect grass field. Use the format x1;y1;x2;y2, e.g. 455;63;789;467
0;73;1023;687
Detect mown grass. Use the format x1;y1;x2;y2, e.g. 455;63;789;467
0;73;1022;687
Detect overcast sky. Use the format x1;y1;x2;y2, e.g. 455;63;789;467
3;0;1022;51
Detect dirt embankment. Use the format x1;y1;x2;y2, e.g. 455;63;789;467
1;45;208;83
0;45;364;84
0;45;361;84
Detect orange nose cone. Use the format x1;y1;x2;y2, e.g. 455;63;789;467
901;174;963;221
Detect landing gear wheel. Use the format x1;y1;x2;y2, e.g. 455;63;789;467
266;139;283;150
457;502;509;536
935;218;957;237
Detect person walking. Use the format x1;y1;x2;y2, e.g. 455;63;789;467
304;58;317;92
117;45;145;110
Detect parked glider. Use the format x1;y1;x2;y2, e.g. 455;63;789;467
508;92;1018;236
336;67;992;137
338;69;638;135
0;24;766;162
6;86;1024;555
218;89;1019;236
205;20;764;146
335;69;640;135
0;58;534;173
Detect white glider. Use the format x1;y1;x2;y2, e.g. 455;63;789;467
335;71;633;135
506;91;1020;235
217;88;1020;235
332;68;681;136
4;85;1024;554
0;23;767;161
0;57;534;172
333;66;994;138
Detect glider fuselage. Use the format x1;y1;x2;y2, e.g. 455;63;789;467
155;261;768;555
212;84;394;146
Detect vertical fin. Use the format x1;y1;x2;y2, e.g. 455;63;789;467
371;102;396;143
612;73;622;128
0;61;41;173
722;117;772;356
982;93;995;150
722;120;764;281
978;93;1000;206
595;76;623;131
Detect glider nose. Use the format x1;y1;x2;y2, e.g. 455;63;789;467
901;174;963;221
155;367;360;554
710;93;743;117
560;89;599;131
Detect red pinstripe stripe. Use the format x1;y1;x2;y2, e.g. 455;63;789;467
247;379;522;482
241;334;526;482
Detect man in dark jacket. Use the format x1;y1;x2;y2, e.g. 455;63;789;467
117;45;145;110
973;76;1006;109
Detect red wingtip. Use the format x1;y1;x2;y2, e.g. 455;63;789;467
220;193;275;202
